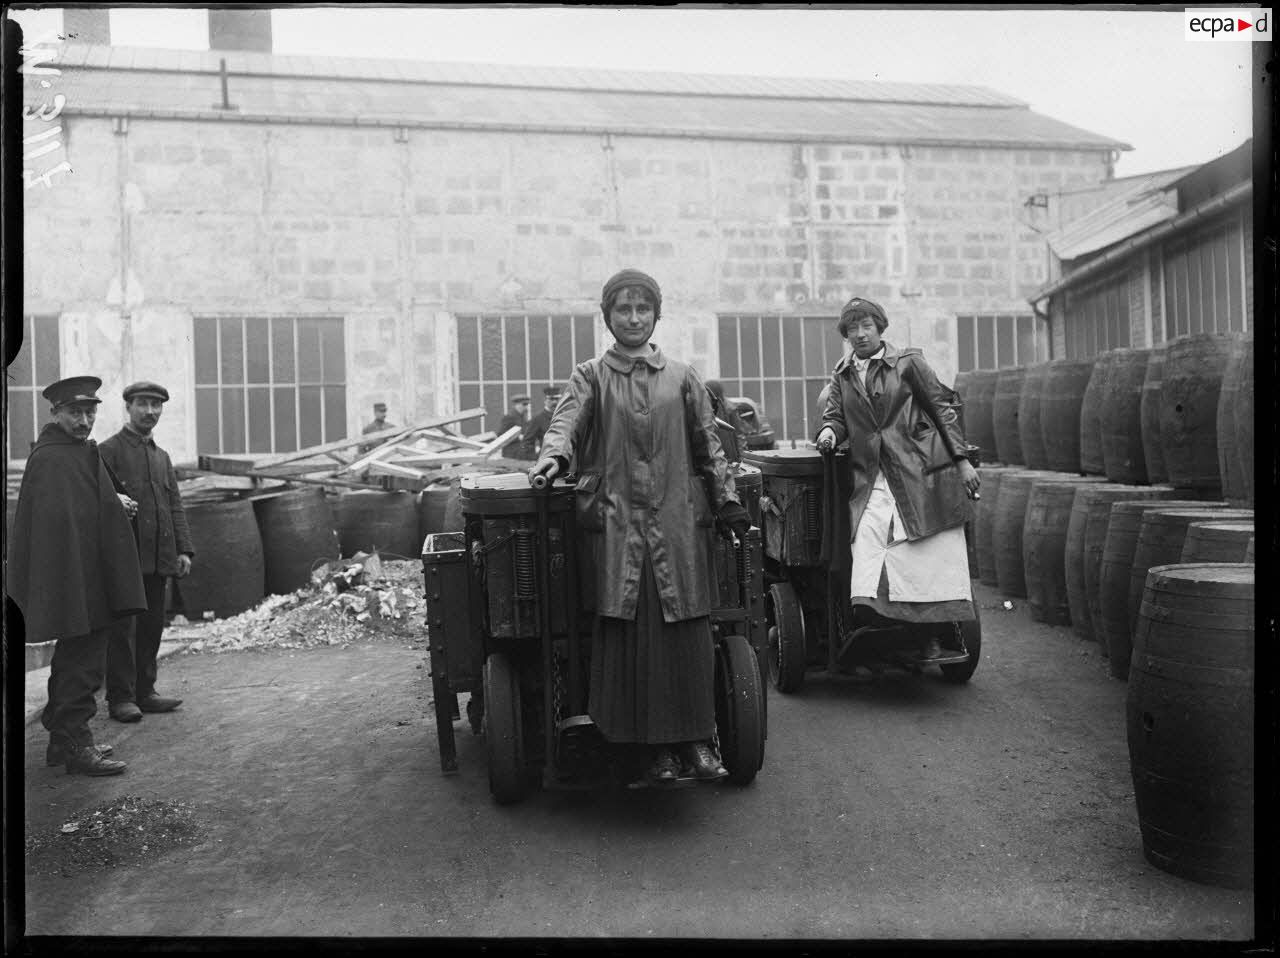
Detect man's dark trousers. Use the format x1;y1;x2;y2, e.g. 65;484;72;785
106;573;166;705
42;626;116;746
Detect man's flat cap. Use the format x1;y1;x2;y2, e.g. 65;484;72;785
373;402;388;411
512;395;531;404
123;381;170;402
43;376;103;407
542;386;562;397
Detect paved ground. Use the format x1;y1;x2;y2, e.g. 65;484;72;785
20;582;1257;941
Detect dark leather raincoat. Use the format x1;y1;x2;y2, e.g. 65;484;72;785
540;345;740;622
819;341;972;542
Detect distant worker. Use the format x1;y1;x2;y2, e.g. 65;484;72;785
7;376;147;775
360;402;396;453
99;381;195;723
524;386;562;457
499;395;536;460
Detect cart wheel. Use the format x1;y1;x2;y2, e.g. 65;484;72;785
715;633;765;786
483;652;531;804
766;582;807;693
939;607;982;684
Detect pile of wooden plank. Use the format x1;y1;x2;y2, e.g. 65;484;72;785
183;408;534;500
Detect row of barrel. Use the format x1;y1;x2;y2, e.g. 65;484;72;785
954;330;1253;503
175;483;468;620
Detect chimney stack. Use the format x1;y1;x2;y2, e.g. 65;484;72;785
208;9;273;53
62;8;111;45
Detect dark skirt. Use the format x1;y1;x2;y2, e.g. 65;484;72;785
588;549;715;745
853;565;977;624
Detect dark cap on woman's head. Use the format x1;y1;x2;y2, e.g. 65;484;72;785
600;268;662;322
838;296;889;337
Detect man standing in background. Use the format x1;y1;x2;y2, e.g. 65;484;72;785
360;402;396;453
500;394;535;460
99;381;195;723
524;386;562;458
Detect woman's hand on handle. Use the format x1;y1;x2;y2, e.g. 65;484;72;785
815;427;837;453
528;457;561;488
957;458;980;499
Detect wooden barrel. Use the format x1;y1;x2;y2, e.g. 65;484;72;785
1127;562;1254;888
174;498;265;619
254;487;340;595
331;489;421;560
1243;536;1254;562
1078;351;1115;475
1077;485;1177;646
1139;345;1169;484
417;482;453;554
1042;358;1095;474
1234;336;1254;506
992;366;1027;466
1100;347;1151;484
1097;498;1221;678
1017;363;1051;470
1180;520;1255;564
964;370;1000;464
1128;506;1254;639
974;465;1015;586
1158;333;1241;495
993;470;1095;598
1216;334;1252;505
1023;479;1099;625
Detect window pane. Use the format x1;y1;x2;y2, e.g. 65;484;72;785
996;315;1015;367
801;316;826;377
273;386;297;452
459;384;481;434
1015;315;1034;366
220;388;245;453
247;386;272;453
784;378;806;442
322;320;345;382
196;387;221;454
762;316;783;377
573;315;595;369
740;317;761;378
194;320;218;384
35;316;60;384
719;316;739;379
550;317;573;380
482;383;505;434
782;315;802;374
271;318;295;382
976;316;995;369
298;385;323;448
761;381;783;438
323;386;346;443
528;314;550;380
480;316;504;380
219;318;244;384
457;316;479;381
297;319;323;382
956;315;975;372
7;390;34;458
246;320;270;384
505;316;527;383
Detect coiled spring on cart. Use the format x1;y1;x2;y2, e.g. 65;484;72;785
513;525;537;599
803;487;822;542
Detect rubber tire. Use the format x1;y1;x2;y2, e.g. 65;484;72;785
483;653;531;804
715;633;765;786
767;582;807;693
939;606;982;684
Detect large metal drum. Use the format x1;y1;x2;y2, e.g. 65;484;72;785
459;473;576;640
743;448;831;569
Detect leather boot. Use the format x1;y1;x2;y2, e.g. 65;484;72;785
46;740;113;767
64;744;127;776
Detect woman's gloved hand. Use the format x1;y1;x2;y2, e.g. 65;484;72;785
528;456;562;488
815;427;837;453
717;500;752;540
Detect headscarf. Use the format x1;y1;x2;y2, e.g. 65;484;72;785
600;269;662;325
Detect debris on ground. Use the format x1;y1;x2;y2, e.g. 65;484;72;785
26;795;207;876
177;555;427;655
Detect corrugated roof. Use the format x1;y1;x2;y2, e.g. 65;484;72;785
1045;167;1191;260
49;42;1029;107
35;48;1130;151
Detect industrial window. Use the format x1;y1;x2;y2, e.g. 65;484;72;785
455;314;597;436
193;316;346;455
1161;213;1247;339
955;314;1039;371
1063;273;1131;358
717;314;842;442
5;314;60;463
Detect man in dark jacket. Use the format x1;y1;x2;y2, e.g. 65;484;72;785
523;386;562;458
99;381;195;723
7;376;147;775
499;395;535;459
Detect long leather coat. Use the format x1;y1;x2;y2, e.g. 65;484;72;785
819;341;972;542
99;426;195;577
540;345;739;623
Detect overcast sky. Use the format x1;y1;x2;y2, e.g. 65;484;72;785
8;5;1260;177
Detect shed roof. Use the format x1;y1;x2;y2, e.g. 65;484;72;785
1045;167;1191;261
37;43;1131;151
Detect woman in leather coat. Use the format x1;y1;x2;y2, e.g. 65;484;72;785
529;269;751;785
816;297;981;657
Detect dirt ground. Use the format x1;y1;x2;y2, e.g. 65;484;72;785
20;577;1260;942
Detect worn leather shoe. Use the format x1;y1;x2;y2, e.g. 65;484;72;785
109;701;143;723
46;740;113;767
682;741;729;781
64;745;127;776
137;693;182;713
646;747;680;784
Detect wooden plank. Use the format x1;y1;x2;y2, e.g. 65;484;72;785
365;460;434;479
478;425;523;457
244;471;384;491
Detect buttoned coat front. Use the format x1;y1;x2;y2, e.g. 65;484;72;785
819;341;972;542
99;427;194;577
539;345;739;623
